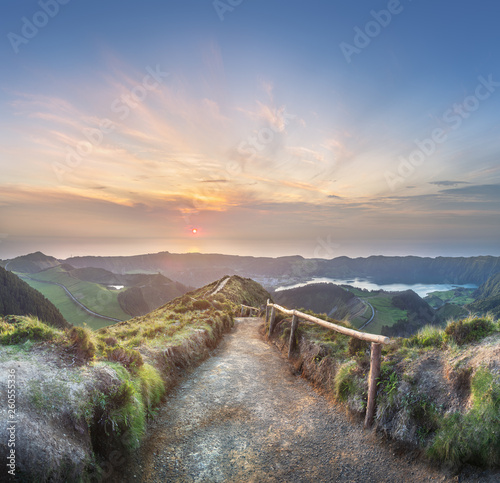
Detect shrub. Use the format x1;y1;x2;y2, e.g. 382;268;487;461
404;325;445;348
90;376;145;456
444;317;495;346
67;326;95;361
428;367;500;468
103;336;118;347
192;299;211;310
105;346;143;370
348;337;369;356
136;364;165;413
334;361;357;401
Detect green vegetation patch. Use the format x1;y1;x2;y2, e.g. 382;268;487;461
23;266;129;321
429;367;500;468
404;325;445;349
424;288;476;309
21;277;122;329
444;316;495;346
0;315;62;345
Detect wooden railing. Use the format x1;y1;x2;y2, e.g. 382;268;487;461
265;300;390;429
240;304;260;317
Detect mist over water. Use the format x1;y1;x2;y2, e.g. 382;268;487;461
275;277;478;298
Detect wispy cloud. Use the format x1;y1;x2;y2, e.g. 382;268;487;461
429;180;471;187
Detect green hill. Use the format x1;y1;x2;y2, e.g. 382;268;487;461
466;272;500;318
273;283;364;320
0;266;69;329
17;264;192;329
5;251;61;274
273;284;437;337
22;265;130;322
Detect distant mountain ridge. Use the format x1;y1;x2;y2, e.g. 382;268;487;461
61;252;500;287
5;251;60;273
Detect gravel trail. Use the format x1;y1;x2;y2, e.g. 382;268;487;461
121;318;467;482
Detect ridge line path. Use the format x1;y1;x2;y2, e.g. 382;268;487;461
209;276;231;296
122;318;457;482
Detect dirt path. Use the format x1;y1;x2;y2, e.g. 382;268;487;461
209;276;230;296
121;318;461;482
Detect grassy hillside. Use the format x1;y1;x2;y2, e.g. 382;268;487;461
0;275;270;481
20;278;114;329
424;287;476;309
16;263;191;328
117;274;190;317
467;272;500;318
273;283;364;320
0;266;69;329
5;251;60;274
274;284;438;337
24;266;130;320
266;311;500;471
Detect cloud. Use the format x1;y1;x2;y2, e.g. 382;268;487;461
429;180;471;187
439;184;500;200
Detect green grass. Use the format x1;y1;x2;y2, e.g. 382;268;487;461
428;367;500;468
28;266;129;320
20;278;114;329
18;266;130;327
344;288;408;334
404;325;445;348
357;295;407;334
424;288;476;309
0;315;63;344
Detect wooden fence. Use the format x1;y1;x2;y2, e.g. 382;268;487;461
264;300;390;429
240;304;261;317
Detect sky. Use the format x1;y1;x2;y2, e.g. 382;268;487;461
1;0;499;260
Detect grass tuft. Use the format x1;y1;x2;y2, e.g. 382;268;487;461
0;315;61;344
404;325;445;349
428;367;500;468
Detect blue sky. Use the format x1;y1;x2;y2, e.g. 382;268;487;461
1;0;499;259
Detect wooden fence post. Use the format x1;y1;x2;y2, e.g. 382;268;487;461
268;306;277;336
288;313;299;358
364;342;382;429
240;305;244;317
265;299;270;323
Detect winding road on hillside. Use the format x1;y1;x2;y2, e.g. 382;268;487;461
18;274;123;323
119;318;465;482
358;300;376;330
